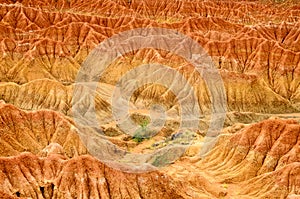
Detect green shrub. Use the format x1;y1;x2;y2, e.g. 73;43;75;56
132;119;150;143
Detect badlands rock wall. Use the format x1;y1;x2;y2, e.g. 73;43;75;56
0;0;299;199
0;0;299;113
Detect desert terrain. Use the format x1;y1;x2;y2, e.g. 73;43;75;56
0;0;299;198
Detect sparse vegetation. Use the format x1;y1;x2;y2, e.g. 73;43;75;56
132;135;145;143
132;119;150;143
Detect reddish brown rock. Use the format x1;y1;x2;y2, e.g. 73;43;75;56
0;0;299;198
0;149;186;199
198;119;300;184
0;100;87;157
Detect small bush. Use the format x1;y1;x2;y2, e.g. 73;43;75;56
132;119;150;143
132;135;144;143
